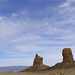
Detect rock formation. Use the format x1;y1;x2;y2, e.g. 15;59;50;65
21;48;75;72
62;48;74;62
33;54;43;66
49;48;75;70
21;54;50;72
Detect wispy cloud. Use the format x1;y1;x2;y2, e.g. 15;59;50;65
0;58;33;66
0;0;75;66
60;0;75;7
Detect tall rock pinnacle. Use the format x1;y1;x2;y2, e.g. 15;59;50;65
62;48;74;62
49;48;75;69
21;54;50;72
33;54;43;66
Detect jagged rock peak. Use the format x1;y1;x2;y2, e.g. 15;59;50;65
21;54;50;72
62;48;74;62
36;54;40;57
33;54;43;66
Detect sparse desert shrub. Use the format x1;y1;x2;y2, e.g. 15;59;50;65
60;73;64;75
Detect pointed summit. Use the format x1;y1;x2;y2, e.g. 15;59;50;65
21;54;50;72
33;54;43;66
36;54;38;57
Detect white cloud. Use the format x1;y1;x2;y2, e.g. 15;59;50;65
12;34;41;43
11;13;18;17
0;12;75;52
60;0;71;7
0;3;75;66
60;0;75;7
13;45;43;52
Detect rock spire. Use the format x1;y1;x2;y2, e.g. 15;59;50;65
62;48;74;62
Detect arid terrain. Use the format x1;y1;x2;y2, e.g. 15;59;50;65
0;69;75;75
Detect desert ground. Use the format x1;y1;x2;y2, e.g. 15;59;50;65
0;69;75;75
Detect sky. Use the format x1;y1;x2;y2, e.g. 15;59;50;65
0;0;75;67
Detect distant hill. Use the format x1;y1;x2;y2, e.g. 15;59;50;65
0;66;29;72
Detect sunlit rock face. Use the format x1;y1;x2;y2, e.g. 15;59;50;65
33;54;43;66
62;48;74;62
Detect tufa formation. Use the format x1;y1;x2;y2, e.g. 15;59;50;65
33;54;43;66
21;54;50;72
21;48;75;72
49;48;75;70
62;48;74;62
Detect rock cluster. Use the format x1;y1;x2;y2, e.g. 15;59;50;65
21;48;75;72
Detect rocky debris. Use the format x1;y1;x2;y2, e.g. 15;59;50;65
62;48;74;62
21;54;50;72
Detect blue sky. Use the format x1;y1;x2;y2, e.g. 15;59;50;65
0;0;75;66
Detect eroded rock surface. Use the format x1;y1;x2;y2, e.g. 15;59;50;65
21;48;75;72
49;48;75;70
62;48;74;62
21;54;50;72
33;54;43;66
